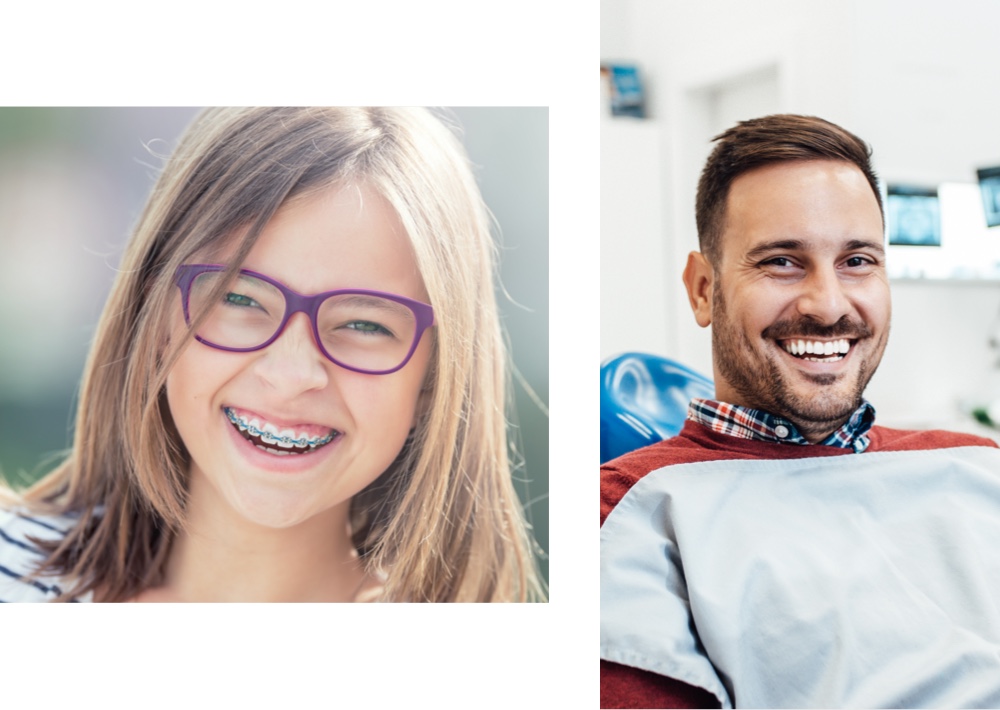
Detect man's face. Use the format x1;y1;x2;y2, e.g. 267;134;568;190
684;159;890;441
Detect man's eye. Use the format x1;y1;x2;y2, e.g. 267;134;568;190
763;257;793;267
845;256;872;268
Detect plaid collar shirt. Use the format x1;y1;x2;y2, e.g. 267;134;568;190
687;398;876;453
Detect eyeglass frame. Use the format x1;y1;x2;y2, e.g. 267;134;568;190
174;263;435;375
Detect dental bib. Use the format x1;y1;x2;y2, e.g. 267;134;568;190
601;446;1000;708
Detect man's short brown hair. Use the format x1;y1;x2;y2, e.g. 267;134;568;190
695;114;883;265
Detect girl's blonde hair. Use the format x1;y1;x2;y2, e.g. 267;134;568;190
10;107;544;602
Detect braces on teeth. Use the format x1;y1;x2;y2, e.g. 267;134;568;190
224;407;335;450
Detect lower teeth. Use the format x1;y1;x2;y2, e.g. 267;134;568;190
256;445;295;456
252;442;325;456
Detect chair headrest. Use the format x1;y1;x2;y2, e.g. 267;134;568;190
600;352;713;463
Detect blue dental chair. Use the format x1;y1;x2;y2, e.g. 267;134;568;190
600;353;715;464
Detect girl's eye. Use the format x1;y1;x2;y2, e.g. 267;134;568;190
224;292;260;308
345;320;393;337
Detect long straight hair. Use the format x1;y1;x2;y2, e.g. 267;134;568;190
9;107;544;602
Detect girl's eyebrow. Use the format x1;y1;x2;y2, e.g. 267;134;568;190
334;294;416;319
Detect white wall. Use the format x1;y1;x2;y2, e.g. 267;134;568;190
852;0;1000;184
601;0;1000;431
866;281;1000;429
600;118;670;359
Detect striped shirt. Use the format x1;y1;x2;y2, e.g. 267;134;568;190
687;398;876;453
0;507;91;602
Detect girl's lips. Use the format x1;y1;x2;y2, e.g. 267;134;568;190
222;408;342;474
225;404;335;438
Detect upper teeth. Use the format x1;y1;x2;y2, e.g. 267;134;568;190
225;408;335;449
783;339;851;357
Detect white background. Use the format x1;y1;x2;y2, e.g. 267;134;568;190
2;2;594;708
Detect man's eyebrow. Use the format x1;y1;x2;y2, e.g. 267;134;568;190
844;239;886;256
744;240;806;260
744;238;886;260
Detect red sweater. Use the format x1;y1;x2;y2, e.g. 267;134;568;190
600;420;998;709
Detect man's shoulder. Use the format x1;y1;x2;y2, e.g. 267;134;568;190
600;422;1000;526
867;425;1000;452
600;422;745;525
600;419;836;525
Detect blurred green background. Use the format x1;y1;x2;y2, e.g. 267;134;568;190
0;107;548;586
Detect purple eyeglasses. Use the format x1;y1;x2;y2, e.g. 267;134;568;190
174;264;435;375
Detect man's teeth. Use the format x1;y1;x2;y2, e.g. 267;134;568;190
224;407;335;453
782;338;851;359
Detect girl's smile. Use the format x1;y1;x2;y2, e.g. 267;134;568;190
222;404;342;470
166;182;433;530
224;405;338;456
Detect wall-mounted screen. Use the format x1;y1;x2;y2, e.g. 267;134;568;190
885;183;1000;280
976;166;1000;228
887;185;941;246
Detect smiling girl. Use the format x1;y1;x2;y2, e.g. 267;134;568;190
0;107;545;602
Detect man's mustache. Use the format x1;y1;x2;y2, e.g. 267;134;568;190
761;316;873;341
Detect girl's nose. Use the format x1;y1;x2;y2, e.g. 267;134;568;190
252;313;330;394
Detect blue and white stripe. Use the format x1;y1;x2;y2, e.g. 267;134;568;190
0;507;91;602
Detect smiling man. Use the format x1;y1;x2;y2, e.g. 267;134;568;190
600;115;1000;708
690;156;889;447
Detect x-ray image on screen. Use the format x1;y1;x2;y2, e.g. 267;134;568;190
887;185;941;246
977;166;1000;228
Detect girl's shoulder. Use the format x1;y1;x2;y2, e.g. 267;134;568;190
0;507;90;602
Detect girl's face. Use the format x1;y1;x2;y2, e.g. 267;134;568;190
166;183;433;530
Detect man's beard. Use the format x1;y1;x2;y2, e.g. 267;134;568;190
710;286;883;437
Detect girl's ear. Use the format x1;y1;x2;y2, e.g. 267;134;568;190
410;345;437;430
411;384;432;431
682;251;714;328
158;309;194;384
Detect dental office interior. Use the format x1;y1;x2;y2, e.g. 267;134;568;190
601;0;1000;449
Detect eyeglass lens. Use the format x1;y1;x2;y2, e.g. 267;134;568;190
188;271;420;372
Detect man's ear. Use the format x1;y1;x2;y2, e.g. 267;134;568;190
682;251;714;328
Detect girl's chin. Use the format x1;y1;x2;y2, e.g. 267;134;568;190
222;487;347;530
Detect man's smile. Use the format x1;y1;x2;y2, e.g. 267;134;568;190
777;338;854;362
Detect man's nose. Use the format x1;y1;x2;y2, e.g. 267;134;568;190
795;266;852;325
